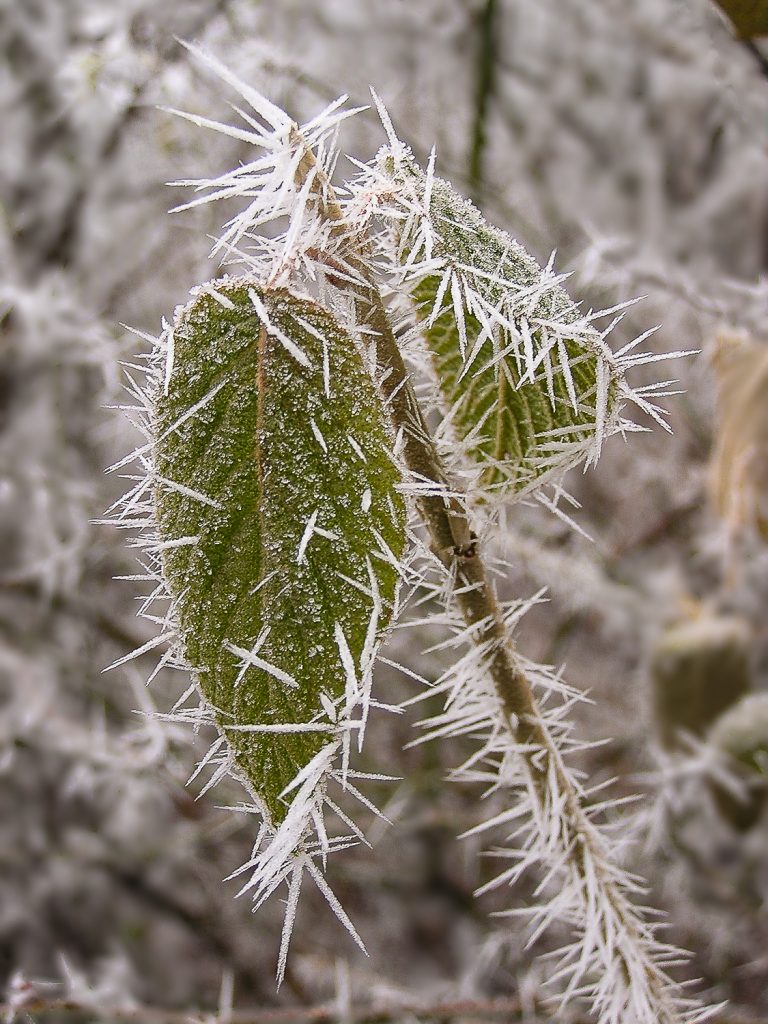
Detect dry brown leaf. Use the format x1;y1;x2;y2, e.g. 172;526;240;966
712;0;768;39
709;330;768;541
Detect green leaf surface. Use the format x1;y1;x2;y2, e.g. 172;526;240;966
153;281;406;822
712;0;768;38
390;159;621;498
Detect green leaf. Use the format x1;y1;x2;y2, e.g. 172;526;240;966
388;157;622;498
153;281;407;823
712;0;768;38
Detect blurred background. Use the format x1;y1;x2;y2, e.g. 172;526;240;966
2;0;768;1020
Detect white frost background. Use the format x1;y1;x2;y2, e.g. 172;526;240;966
2;0;768;1020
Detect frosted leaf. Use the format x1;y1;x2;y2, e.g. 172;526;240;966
153;280;407;822
380;153;624;499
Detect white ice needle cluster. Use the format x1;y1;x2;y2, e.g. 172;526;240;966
108;44;719;1022
165;42;366;295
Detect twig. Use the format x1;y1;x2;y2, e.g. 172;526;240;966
468;0;499;205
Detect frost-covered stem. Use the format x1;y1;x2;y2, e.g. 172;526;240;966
359;300;684;1022
293;133;687;1023
353;276;687;1020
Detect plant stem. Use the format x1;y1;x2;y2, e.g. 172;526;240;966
468;0;499;206
354;287;684;1023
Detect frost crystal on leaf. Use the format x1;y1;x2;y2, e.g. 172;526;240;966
109;279;406;980
152;282;406;823
346;137;691;506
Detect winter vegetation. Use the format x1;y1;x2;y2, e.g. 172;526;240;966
3;2;768;1023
